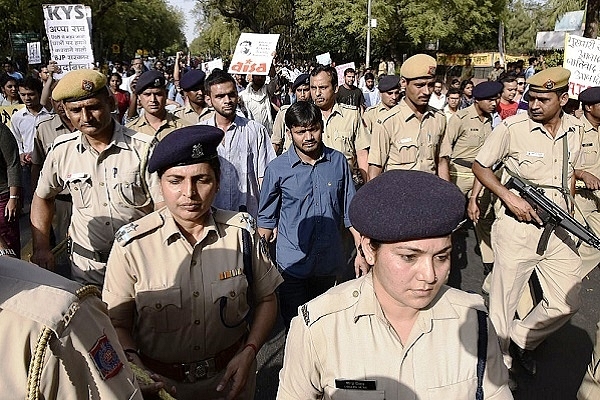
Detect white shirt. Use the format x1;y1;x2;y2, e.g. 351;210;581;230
240;84;273;134
11;106;51;154
362;86;381;108
429;93;446;110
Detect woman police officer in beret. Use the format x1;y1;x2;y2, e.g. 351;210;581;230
102;125;283;399
277;170;513;399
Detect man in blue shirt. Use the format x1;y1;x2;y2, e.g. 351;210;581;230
257;101;367;330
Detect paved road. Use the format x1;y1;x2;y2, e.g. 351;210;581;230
18;216;600;399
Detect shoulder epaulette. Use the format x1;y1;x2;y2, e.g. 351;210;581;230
213;209;256;234
51;132;79;150
122;125;153;143
114;211;164;246
501;112;529;128
443;286;487;313
454;108;470;120
301;279;362;326
35;113;59;130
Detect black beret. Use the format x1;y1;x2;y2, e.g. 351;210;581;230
473;81;503;100
135;70;166;95
579;86;600;104
180;69;206;91
349;170;465;242
148;125;224;174
292;74;310;91
378;75;400;92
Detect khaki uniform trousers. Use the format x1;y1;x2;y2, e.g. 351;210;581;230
450;163;495;264
163;358;257;400
578;320;600;399
575;189;600;278
489;213;582;368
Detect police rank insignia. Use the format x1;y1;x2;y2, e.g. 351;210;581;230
545;79;555;90
153;78;161;87
115;223;138;243
89;334;123;380
191;143;204;158
81;79;94;92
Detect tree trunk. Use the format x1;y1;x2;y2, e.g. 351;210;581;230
584;0;599;38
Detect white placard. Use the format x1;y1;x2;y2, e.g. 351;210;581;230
316;52;332;66
563;34;600;98
43;4;94;78
228;33;279;76
335;62;356;87
203;58;223;75
27;42;42;64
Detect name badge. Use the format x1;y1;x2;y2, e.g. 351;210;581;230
399;137;412;144
335;379;377;390
526;151;544;158
582;143;594;147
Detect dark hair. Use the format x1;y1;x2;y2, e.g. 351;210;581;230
529;57;537;65
204;69;236;94
18;76;43;95
364;72;375;81
109;73;122;82
447;87;461;97
0;74;18;88
460;79;474;92
310;65;338;89
284;101;323;130
500;76;516;86
344;68;355;76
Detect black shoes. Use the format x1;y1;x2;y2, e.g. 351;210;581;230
509;341;537;376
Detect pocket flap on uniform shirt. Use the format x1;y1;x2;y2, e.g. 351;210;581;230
137;288;182;311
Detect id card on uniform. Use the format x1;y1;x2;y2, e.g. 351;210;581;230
335;379;377;390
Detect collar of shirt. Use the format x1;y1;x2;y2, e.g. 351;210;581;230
76;123;129;153
583;115;598;134
530;112;581;140
137;112;176;128
205;114;243;132
398;98;435;123
286;143;329;167
466;104;491;124
161;207;220;246
20;106;50;117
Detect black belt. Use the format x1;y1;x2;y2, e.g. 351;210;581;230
55;194;73;202
452;158;473;168
71;241;110;263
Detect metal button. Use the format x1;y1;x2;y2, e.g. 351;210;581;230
100;182;105;186
352;290;359;297
74;187;79;191
191;260;197;266
194;320;200;325
155;303;162;309
193;291;200;297
229;290;236;297
105;222;110;226
103;203;108;206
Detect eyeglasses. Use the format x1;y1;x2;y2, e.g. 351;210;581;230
517;82;525;85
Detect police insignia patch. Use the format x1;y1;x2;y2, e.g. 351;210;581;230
81;79;94;92
428;66;436;75
154;78;161;87
544;79;555;90
115;223;138;243
89;334;123;380
301;303;310;326
191;143;204;158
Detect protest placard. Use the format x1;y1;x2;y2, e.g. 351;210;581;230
27;42;42;64
563;34;600;98
0;105;26;129
316;52;332;66
43;4;94;78
228;33;279;76
203;58;223;75
335;62;356;87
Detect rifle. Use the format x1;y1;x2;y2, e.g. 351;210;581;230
505;176;600;255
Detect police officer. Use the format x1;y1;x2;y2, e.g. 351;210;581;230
277;170;512;399
103;125;283;400
574;87;600;278
31;69;162;287
473;67;584;379
0;251;143;399
579;319;600;399
126;70;189;141
362;75;401;139
446;81;503;274
368;54;450;181
310;65;370;185
271;73;311;154
173;69;214;124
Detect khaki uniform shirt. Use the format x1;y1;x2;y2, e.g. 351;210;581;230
35;124;162;254
575;116;600;184
368;98;449;174
362;103;389;136
172;104;214;125
322;103;370;173
0;256;141;399
31;114;72;166
103;207;283;363
446;104;493;162
476;113;583;214
271;104;291;152
277;274;512;399
126;111;189;141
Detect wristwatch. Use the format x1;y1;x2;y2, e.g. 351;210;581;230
9;195;19;200
0;248;17;258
